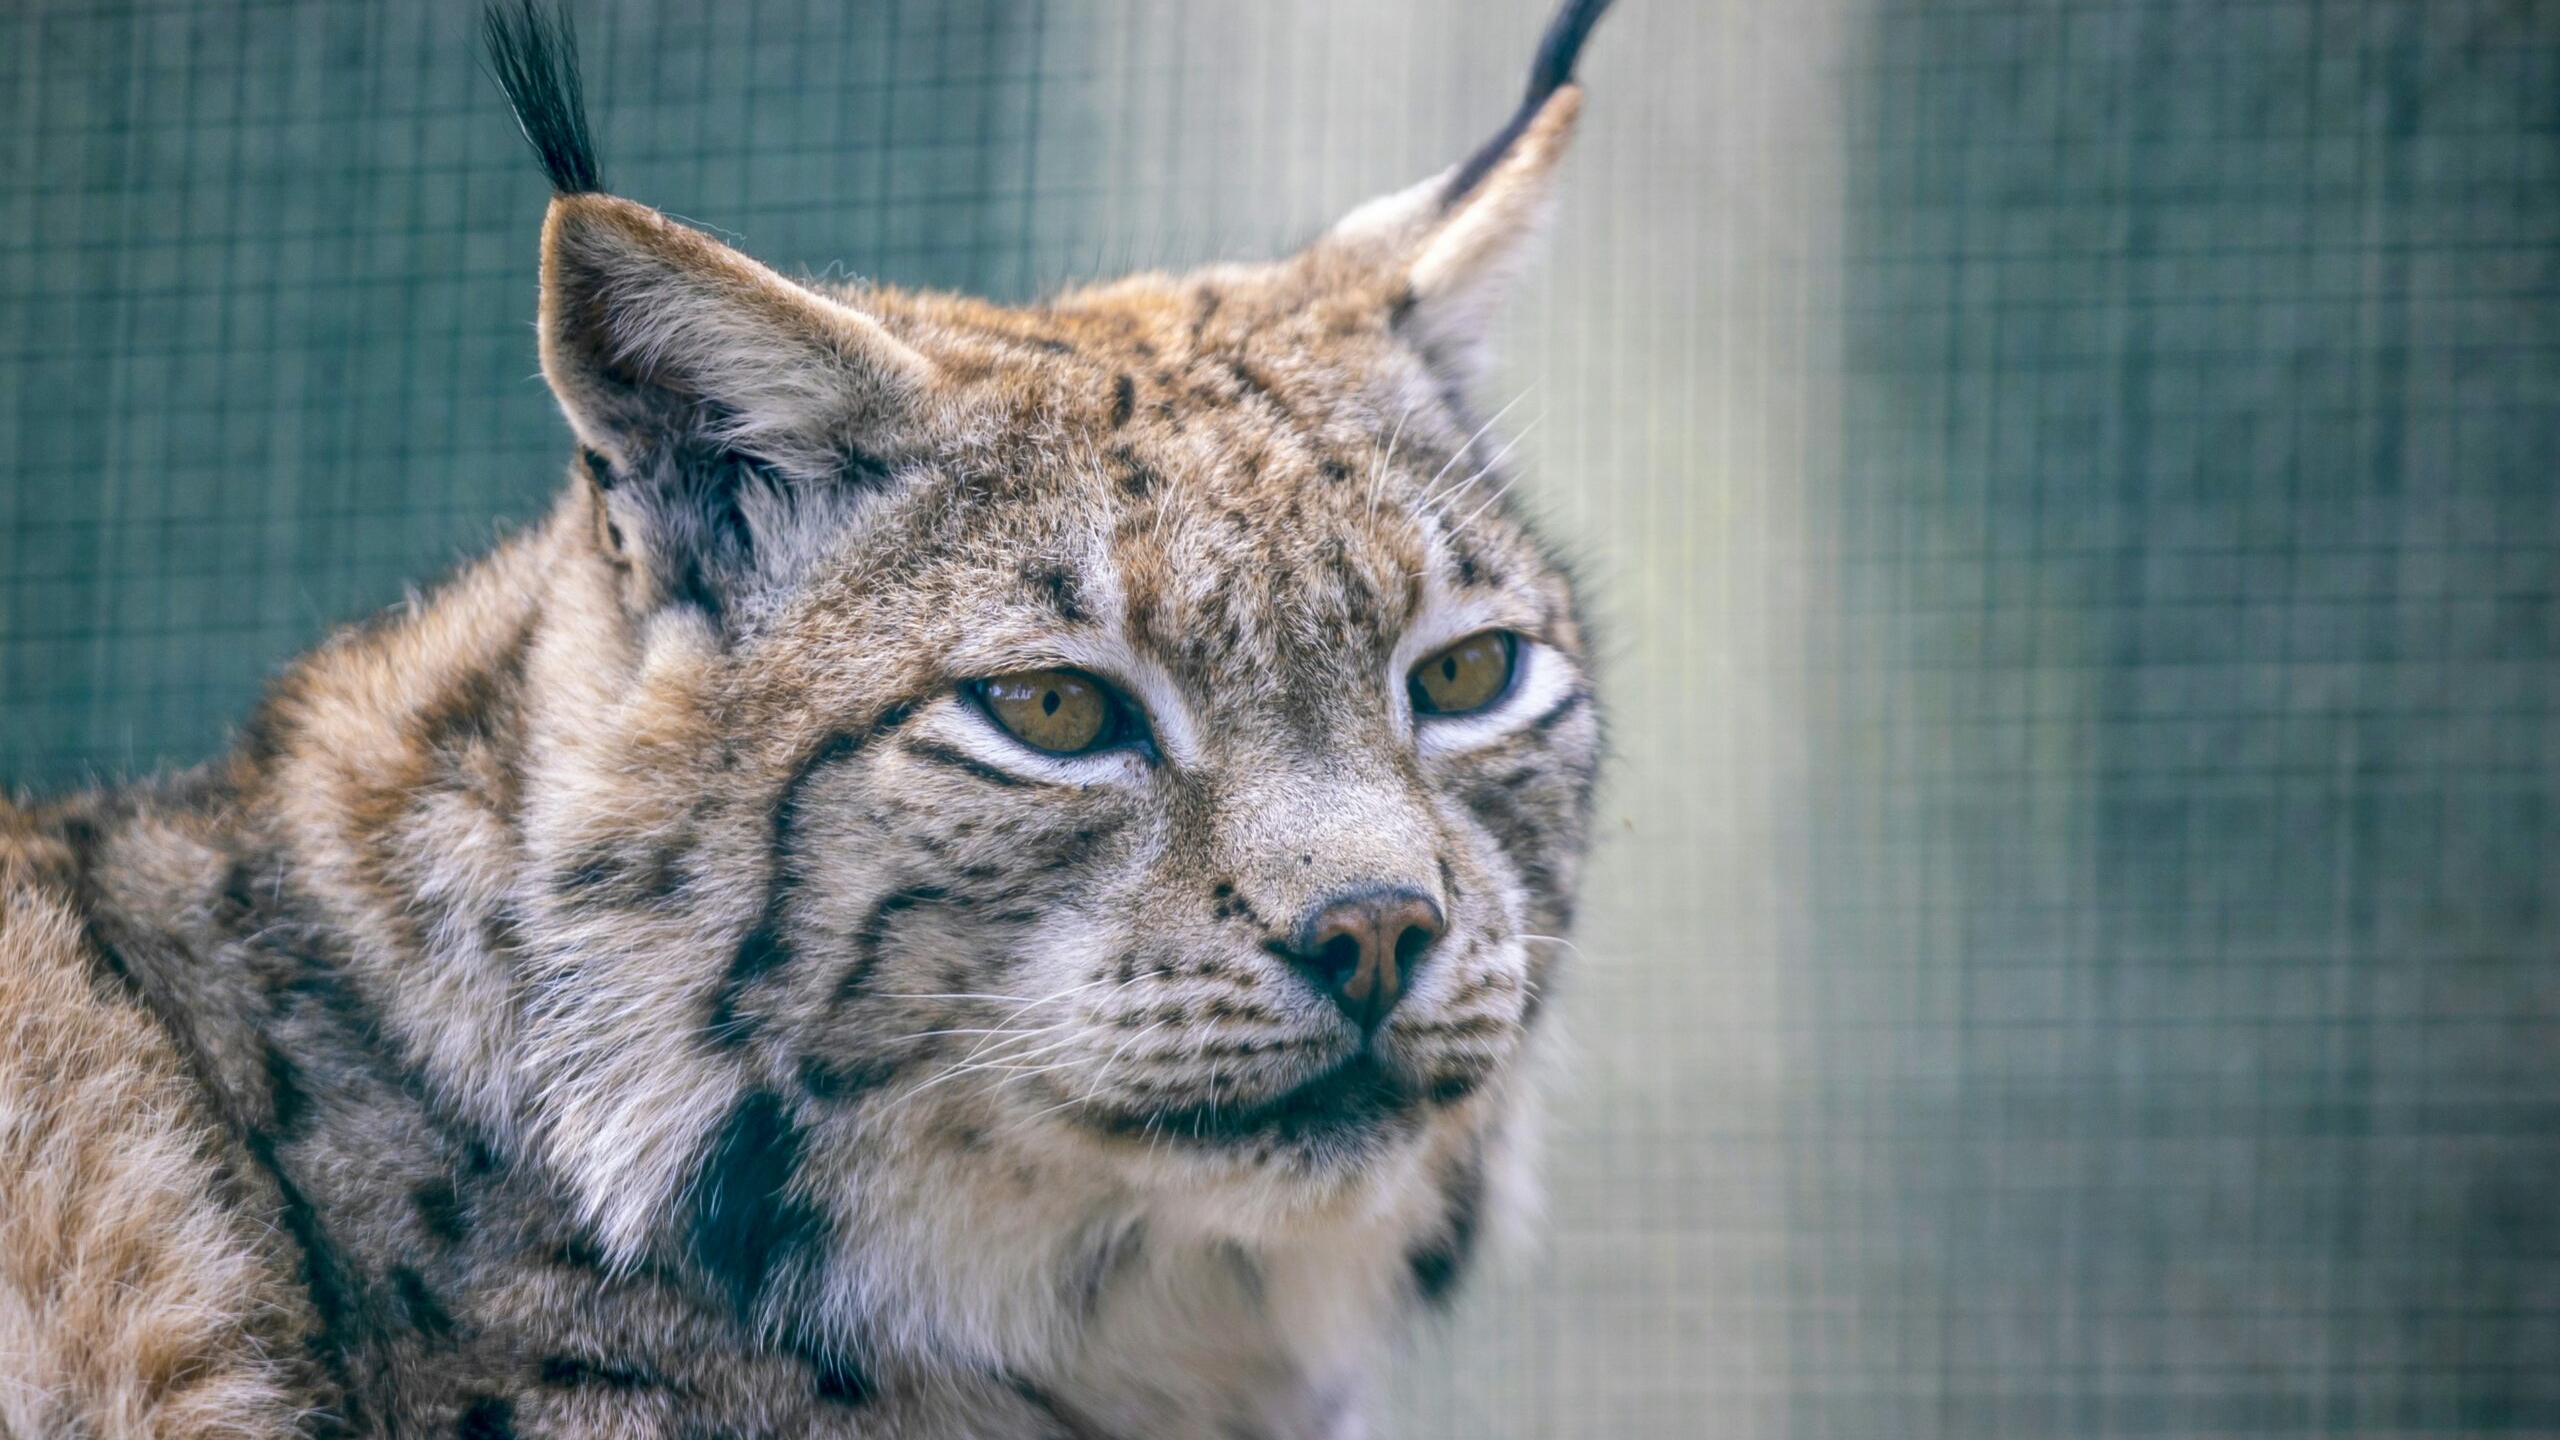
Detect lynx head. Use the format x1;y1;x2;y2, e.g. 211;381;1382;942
480;0;1609;1355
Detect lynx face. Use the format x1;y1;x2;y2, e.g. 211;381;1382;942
460;0;1610;1386
718;308;1597;1194
515;202;1602;1263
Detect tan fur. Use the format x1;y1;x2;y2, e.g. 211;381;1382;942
1;12;1610;1435
0;835;318;1439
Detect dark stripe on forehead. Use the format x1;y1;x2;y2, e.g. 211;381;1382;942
1109;444;1161;497
1021;563;1088;624
1440;526;1515;592
1451;544;1485;588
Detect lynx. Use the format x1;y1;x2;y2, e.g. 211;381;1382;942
0;2;1610;1435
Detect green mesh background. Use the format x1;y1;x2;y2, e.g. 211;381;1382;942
3;2;2555;1437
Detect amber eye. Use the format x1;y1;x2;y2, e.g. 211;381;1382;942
1408;631;1518;717
971;669;1129;755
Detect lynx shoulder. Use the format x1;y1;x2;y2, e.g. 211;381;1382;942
1;2;1613;1435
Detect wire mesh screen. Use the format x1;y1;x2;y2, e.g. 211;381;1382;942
1809;4;2559;1436
2;1;2554;1437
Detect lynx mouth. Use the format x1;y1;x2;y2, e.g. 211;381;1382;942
1087;1052;1432;1153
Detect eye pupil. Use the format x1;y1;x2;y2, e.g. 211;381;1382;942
1409;630;1518;718
972;669;1127;757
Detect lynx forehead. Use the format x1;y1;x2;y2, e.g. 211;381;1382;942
0;2;1613;1436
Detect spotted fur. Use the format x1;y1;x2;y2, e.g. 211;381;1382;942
0;2;1611;1435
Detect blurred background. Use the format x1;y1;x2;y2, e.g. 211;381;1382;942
3;0;2555;1435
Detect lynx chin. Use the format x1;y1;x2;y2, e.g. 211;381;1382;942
0;1;1612;1434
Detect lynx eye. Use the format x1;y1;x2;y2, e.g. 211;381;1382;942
970;669;1130;756
1409;631;1519;718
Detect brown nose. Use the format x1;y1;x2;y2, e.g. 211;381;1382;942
1281;889;1445;1031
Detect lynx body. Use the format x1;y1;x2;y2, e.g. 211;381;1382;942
0;3;1611;1435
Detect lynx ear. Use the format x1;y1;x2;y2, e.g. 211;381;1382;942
487;1;932;617
536;194;933;486
1318;0;1612;384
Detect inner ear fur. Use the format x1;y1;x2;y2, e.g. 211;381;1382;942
1380;88;1585;382
537;193;934;487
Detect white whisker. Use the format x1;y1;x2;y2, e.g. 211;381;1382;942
876;990;1084;1004
883;1024;1068;1043
1419;386;1535;502
1424;413;1542;520
1448;476;1524;537
1367;404;1412;523
1020;1017;1170;1124
873;1035;1089;1122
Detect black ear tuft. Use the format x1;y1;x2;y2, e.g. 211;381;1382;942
1441;0;1616;207
483;0;603;195
1521;0;1617;102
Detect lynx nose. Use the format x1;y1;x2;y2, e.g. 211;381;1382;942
1281;889;1445;1032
